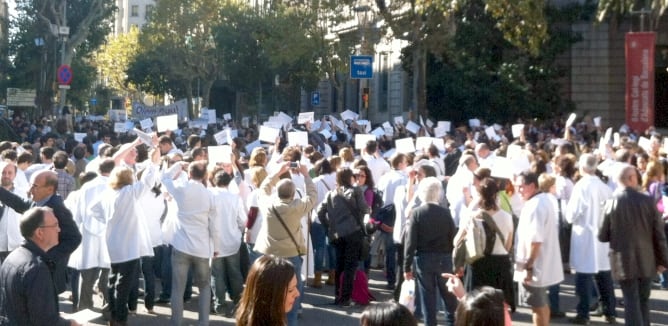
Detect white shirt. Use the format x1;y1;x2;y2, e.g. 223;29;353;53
162;165;220;259
246;189;264;244
377;169;407;208
462;209;514;255
312;173;336;223
139;189;166;248
92;167;158;264
0;187;25;252
210;187;246;257
514;193;564;287
363;154;390;186
565;174;613;273
68;176;111;269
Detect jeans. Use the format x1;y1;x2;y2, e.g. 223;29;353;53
414;252;458;326
311;222;327;272
79;267;108;310
70;268;80;309
575;271;616;319
239;241;251;280
381;231;396;285
619;277;652;326
108;259;140;323
170;249;211;326
285;255;303;326
247;244;261;265
333;232;363;303
548;282;560;313
158;245;192;301
211;251;244;311
393;242;405;301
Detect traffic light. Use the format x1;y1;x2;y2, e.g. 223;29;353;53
362;87;369;109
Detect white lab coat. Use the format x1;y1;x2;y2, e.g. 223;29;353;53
67;176;111;270
565;174;613;273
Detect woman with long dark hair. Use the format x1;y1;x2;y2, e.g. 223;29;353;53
236;255;299;326
316;167;370;306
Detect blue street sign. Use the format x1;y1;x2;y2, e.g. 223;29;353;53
311;91;320;106
90;98;97;106
350;55;373;79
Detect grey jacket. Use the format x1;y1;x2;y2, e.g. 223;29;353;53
317;187;370;240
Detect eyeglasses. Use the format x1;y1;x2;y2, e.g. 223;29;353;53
38;222;59;229
355;174;367;178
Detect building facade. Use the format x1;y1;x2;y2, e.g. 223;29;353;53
113;0;154;36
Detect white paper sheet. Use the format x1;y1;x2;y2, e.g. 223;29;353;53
208;145;233;164
157;114;178;132
140;118;153;129
259;126;280;143
355;134;376;150
288;131;309;146
395;138;416;154
405;121;421;135
297;112;315;124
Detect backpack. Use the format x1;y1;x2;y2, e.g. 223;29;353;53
339;270;375;305
464;211;505;264
370;189;384;218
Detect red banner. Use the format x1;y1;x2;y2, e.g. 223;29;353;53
625;32;656;133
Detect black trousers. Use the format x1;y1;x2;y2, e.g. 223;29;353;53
333;231;363;303
108;259;140;322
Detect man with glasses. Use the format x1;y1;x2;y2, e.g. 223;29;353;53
0;169;81;295
514;171;564;326
0;207;80;326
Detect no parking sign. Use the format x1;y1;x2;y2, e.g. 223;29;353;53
57;64;73;85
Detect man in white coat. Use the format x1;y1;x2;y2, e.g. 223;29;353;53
565;154;616;324
0;162;25;262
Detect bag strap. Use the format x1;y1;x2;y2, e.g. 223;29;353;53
320;179;331;191
271;206;304;255
479;211;505;246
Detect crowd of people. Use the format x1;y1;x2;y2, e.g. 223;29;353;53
0;109;666;326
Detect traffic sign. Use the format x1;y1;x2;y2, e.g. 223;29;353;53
311;92;320;106
6;88;36;107
90;98;97;106
57;64;73;85
350;55;373;79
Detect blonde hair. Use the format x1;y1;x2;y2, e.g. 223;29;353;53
339;147;354;163
108;166;135;190
249;148;267;168
537;173;555;193
642;160;663;191
250;166;268;188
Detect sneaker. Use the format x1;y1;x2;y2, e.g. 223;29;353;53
128;309;137;315
145;308;156;314
155;297;170;304
568;316;590;325
605;316;617;324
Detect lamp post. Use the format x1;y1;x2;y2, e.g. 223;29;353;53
354;4;372;120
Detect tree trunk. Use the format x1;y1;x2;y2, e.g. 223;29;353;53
202;79;214;108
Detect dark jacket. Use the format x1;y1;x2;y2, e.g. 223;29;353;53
0;187;82;294
404;203;456;272
317;187;370;240
0;240;70;326
599;187;668;280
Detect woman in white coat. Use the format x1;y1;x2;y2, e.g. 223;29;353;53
92;145;160;325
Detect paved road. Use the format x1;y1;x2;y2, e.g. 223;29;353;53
62;269;668;325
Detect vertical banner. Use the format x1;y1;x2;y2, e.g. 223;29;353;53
625;32;656;133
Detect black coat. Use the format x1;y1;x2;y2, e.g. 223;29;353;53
599;188;668;280
0;240;70;326
0;187;82;294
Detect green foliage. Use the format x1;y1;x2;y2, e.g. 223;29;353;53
94;26;140;94
426;0;583;124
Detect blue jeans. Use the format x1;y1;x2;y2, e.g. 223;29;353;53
211;251;244;310
382;231;396;285
548;282;560;313
170;249;211;326
619;277;652;326
158;245;192;301
285;255;303;326
414;252;458;326
575;271;616;319
310;222;327;272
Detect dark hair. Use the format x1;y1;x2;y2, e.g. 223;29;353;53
214;170;234;187
356;165;374;189
72;146;86;160
187;134;201;149
556;154;577;179
1;149;17;161
454;286;505;326
360;302;417;326
478;178;499;211
78;171;98;186
518;171;539;188
188;161;208;181
336;167;355;188
99;158;116;174
236;255;296;326
313;158;333;177
473;167;491;181
20;207;50;238
17;152;33;165
365;140;378;154
52;151;69;169
40;146;55;160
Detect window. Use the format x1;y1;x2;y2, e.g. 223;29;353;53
145;5;154;19
130;5;139;17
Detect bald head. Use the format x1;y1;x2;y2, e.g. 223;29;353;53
29;170;57;202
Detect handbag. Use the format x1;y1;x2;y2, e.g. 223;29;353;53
452;211;505;271
271;206;304;256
